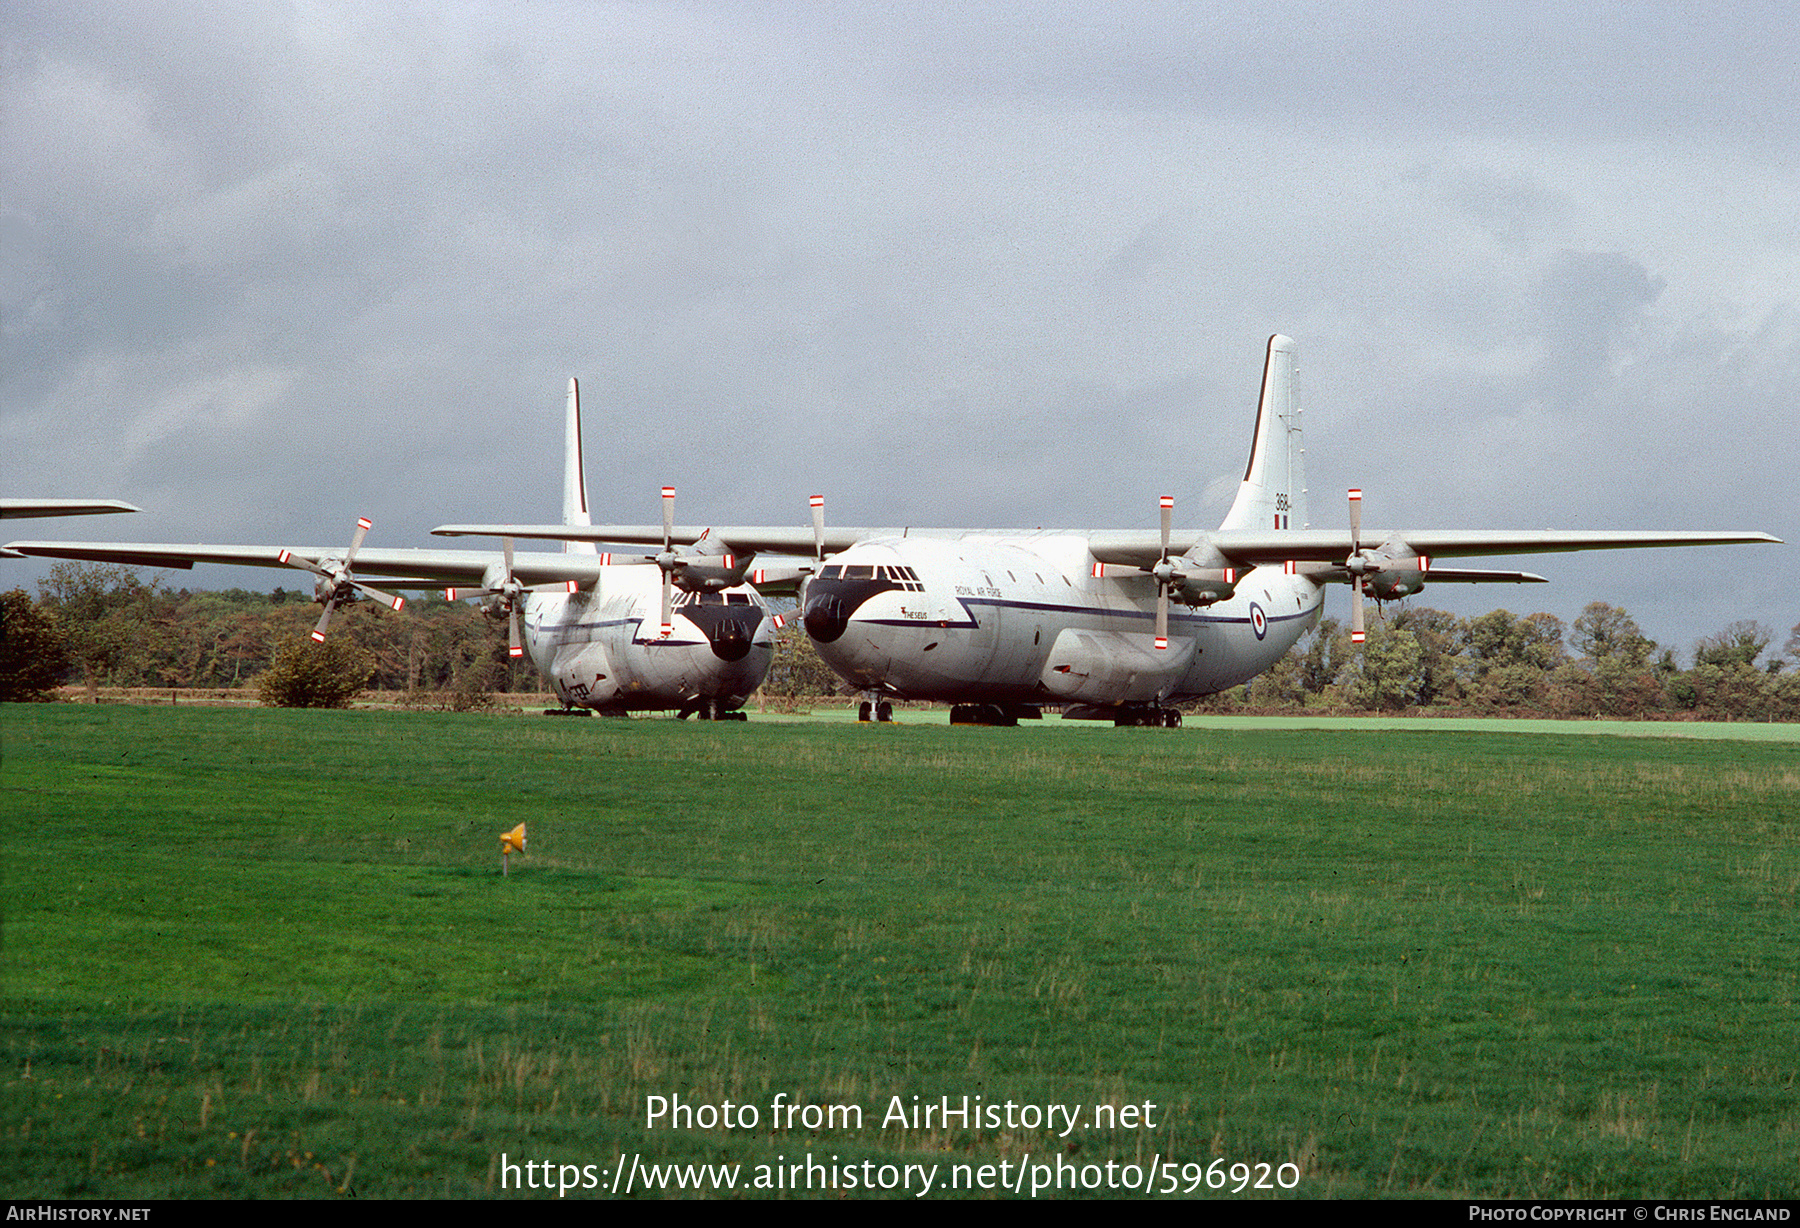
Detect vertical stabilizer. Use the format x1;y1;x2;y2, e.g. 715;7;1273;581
563;378;596;554
1220;334;1306;531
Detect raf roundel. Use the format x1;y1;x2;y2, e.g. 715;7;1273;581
1249;602;1268;641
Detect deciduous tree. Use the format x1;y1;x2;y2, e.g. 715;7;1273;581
0;589;70;701
1693;621;1773;670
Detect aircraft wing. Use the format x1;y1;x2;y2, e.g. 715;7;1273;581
1391;566;1546;584
433;521;885;554
1295;563;1548;585
2;540;635;589
439;524;1778;569
2;499;142;519
1085;529;1781;570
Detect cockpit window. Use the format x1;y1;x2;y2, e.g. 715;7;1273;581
820;562;923;591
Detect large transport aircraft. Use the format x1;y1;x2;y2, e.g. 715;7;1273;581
436;336;1780;726
6;382;776;718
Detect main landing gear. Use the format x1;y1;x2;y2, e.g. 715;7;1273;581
678;698;748;721
857;697;895;723
1058;704;1183;727
1113;706;1182;728
948;703;1019;726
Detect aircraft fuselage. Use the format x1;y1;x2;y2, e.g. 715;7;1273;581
801;534;1322;710
524;567;773;714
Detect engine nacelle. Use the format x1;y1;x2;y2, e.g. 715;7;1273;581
1170;564;1242;606
1167;547;1249;606
1363;551;1430;601
672;551;751;593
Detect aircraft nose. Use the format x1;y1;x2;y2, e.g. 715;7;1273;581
802;586;851;643
678;600;766;661
706;608;760;662
803;569;907;645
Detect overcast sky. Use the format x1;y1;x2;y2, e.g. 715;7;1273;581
4;1;1795;661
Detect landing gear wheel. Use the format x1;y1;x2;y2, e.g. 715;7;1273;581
951;703;1018;726
1114;706;1180;727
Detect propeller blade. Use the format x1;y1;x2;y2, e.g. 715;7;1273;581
1154;494;1174;649
311;601;335;643
1347;489;1367;644
277;549;326;581
810;494;825;562
508;605;523;658
660;571;673;638
345;516;372;563
351;581;405;611
662;486;675;553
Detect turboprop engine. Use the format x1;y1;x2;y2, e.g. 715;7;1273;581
1363;554;1430;602
1160;552;1244;606
277;516;406;642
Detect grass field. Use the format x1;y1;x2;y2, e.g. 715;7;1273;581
3;705;1796;1199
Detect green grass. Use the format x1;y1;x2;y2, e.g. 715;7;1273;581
3;705;1796;1198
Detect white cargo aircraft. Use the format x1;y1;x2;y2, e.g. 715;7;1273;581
435;336;1779;726
6;382;776;718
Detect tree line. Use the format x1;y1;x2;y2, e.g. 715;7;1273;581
1;563;535;705
2;564;1795;719
1235;603;1799;721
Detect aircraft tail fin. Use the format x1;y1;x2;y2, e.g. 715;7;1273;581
1220;334;1306;532
563;377;596;554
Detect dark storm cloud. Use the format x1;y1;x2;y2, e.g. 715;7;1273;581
1531;251;1666;406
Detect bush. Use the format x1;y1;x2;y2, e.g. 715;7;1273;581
256;637;377;709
